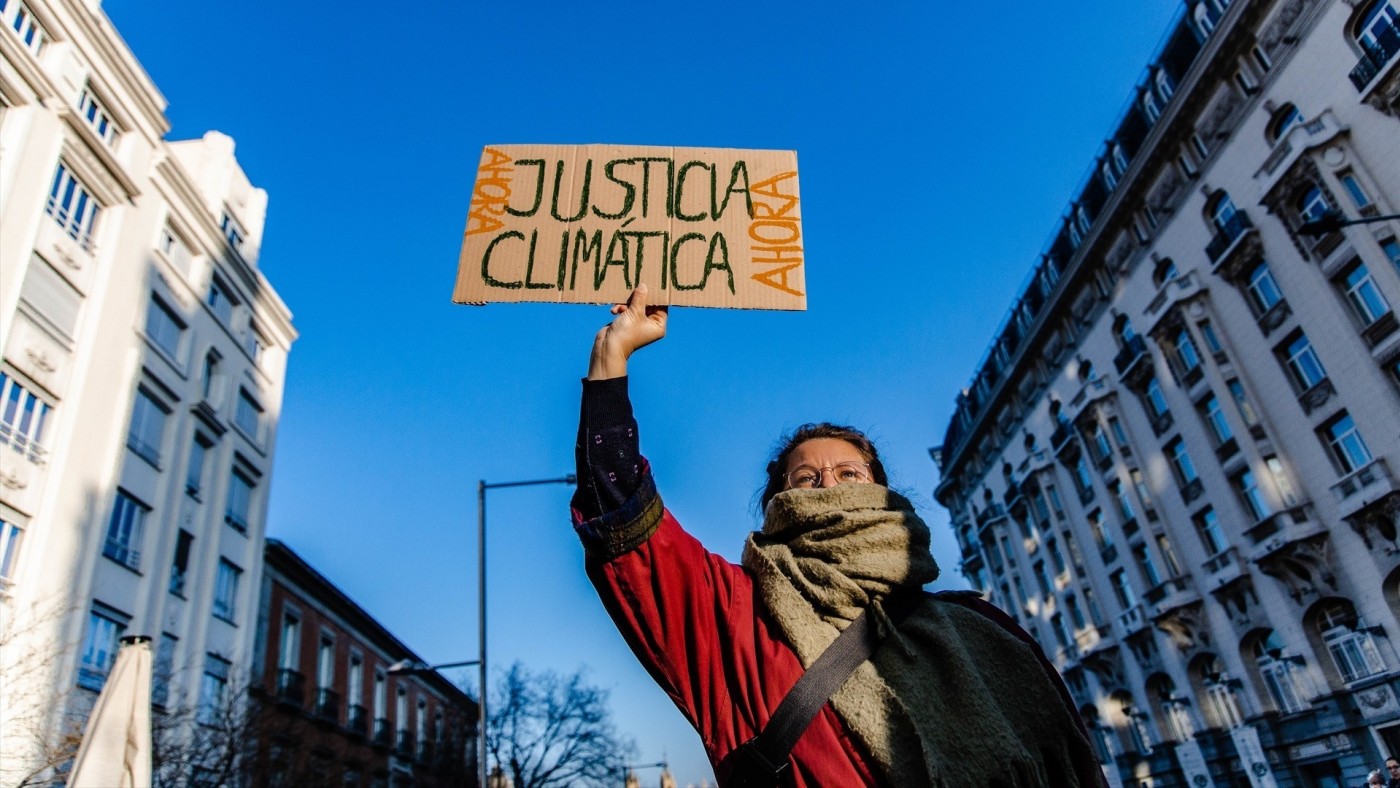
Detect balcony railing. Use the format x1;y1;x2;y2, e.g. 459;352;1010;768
1113;336;1150;383
347;704;369;737
275;668;305;706
373;717;393;747
396;730;414;758
315;687;340;721
1206;213;1255;264
1350;18;1400;90
1331;458;1396;506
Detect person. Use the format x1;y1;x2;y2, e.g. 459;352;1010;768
571;285;1106;787
1387;757;1400;788
1369;769;1387;788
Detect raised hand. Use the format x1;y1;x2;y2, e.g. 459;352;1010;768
588;284;669;380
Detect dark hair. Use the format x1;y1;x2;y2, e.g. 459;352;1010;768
758;423;889;510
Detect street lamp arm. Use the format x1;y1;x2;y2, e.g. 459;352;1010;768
386;658;482;674
1297;209;1400;238
481;474;577;491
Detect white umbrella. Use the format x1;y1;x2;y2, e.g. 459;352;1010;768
69;634;153;788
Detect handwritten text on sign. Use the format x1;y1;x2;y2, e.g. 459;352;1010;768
452;144;805;310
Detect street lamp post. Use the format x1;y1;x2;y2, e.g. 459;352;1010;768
477;474;576;788
1297;208;1400;237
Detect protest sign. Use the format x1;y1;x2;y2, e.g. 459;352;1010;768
452;144;805;310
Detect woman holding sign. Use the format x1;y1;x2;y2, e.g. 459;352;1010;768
571;285;1105;787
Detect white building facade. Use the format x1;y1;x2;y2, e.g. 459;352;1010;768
0;0;295;782
934;1;1399;786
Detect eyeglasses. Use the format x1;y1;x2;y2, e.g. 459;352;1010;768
785;461;873;489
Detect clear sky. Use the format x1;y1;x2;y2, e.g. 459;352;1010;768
108;1;1181;783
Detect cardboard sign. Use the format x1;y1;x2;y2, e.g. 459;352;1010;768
452;144;805;310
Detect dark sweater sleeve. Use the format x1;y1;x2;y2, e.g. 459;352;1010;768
572;376;644;520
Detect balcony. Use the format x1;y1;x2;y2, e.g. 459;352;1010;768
373;717;393;747
1331;458;1397;517
1117;603;1149;637
1350;18;1400;91
1052;422;1080;459
275;668;305;706
396;730;414;758
1361;311;1400;348
315;687;340;721
1297;378;1336;415
1146;270;1206;326
1202;546;1243;586
1206;213;1255;267
1256;299;1292;337
1144;576;1197;614
1179;478;1204;504
974;503;1007;530
347;704;369;737
1114;335;1151;385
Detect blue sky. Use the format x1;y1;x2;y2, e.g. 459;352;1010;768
109;1;1181;782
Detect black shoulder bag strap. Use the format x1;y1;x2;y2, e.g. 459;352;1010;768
719;591;925;788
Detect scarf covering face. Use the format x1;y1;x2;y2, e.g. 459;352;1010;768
742;484;1101;788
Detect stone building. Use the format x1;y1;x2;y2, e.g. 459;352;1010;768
932;0;1400;785
0;0;294;782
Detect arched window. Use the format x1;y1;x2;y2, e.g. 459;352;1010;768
1354;0;1399;52
1196;655;1245;728
1148;674;1197;741
1208;192;1239;233
1142;91;1161;124
1112;144;1130;176
1315;600;1387;683
1082;705;1119;764
1247;631;1309;714
1156;70;1176;103
1267;103;1304;143
1113;692;1154;755
1101;161;1118;191
1153;258;1179;287
1075;206;1092;236
1195;2;1217;35
1297;184;1331;223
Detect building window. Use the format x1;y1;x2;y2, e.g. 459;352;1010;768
1252;633;1307;714
186;435;211;498
1089;509;1113;551
235;389;262;440
157;222;193;271
1245;262;1283;315
1200;394;1233;444
145;296;185;359
104;490;147;570
1145;377;1170;419
1382;238;1400;272
1130;468;1155;513
1166;439;1198;486
200;351;221;402
76;85;119;147
1266;104;1303;143
212;558;241;622
169;529;193;596
221;213;246;253
78;605;127;691
9;2;49;56
1298;185;1331;224
1111;569;1136;610
153;633;178;709
1194;1;1217;34
46;162;102;251
20;256;82;340
278;612;301;691
1135;545;1163;588
1265;457;1299;507
1197;320;1223;355
1196;507;1227;555
0;372;52;464
348;653;364;711
1226;379;1259;427
1142;91;1161;123
1156;534;1184;577
198;654;231;725
1051;613;1071;650
1101;161;1118;191
1321;412;1372;474
1111;481;1136;524
1210;193;1238;235
317;634;335;691
1317;601;1387;683
1339;260;1391;326
1234;469;1271;521
1281;332;1328;392
0;517;24;591
225;468;255;531
1251;45;1273;73
1339;172;1371;209
206;276;236;324
1356;0;1399;51
126;388;168;466
1074;457;1095;497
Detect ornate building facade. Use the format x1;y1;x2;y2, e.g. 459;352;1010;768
933;0;1400;786
0;0;295;782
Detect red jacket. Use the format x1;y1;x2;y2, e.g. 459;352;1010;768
584;505;884;786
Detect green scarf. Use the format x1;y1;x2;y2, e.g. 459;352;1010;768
742;484;1101;788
